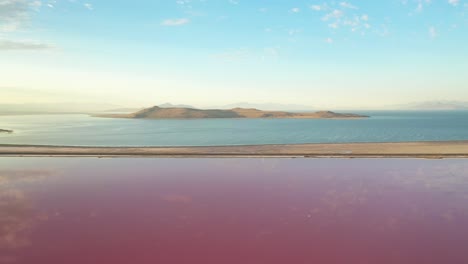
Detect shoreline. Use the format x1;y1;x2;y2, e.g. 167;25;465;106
1;141;468;158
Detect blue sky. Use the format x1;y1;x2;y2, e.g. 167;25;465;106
0;0;467;109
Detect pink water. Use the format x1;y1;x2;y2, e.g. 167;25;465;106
1;158;468;264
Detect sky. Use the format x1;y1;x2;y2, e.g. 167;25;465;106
0;0;467;109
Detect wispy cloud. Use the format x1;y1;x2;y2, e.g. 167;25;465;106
339;2;358;9
401;0;433;13
290;7;300;13
161;18;190;26
0;39;54;51
176;0;193;7
323;9;344;21
311;2;371;33
0;0;38;32
448;0;459;6
0;1;60;52
84;3;93;11
429;26;437;38
310;4;325;11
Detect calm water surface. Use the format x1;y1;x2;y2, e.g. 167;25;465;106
1;158;468;263
1;111;468;146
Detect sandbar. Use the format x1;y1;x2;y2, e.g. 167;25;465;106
1;141;468;158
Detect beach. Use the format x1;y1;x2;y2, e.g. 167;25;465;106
1;141;468;158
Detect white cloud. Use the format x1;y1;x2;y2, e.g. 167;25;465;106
0;0;38;32
448;0;459;6
84;3;93;10
325;37;333;44
228;0;239;5
176;0;207;9
339;2;357;9
0;1;61;51
30;1;41;8
310;5;322;11
313;2;371;34
176;0;192;6
291;7;300;13
406;0;433;13
323;9;344;21
0;39;54;50
328;22;339;29
161;18;190;26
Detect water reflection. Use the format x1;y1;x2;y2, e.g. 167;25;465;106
162;195;193;204
0;170;56;253
0;159;467;264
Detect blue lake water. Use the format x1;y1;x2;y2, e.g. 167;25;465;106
1;111;468;146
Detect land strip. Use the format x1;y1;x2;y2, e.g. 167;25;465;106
1;141;468;158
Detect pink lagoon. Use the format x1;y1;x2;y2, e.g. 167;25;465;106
1;158;468;264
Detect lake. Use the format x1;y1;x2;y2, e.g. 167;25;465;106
1;111;468;146
1;158;468;263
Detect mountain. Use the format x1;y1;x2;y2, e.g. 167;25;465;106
159;103;195;109
97;106;368;119
100;107;144;113
213;102;314;111
397;101;468;110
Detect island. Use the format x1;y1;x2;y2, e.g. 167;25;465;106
0;129;13;134
96;106;368;119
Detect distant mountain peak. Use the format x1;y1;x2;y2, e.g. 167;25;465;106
399;101;468;110
213;102;314;111
159;103;195;109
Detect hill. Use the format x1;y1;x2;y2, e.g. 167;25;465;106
159;103;195;109
97;106;368;119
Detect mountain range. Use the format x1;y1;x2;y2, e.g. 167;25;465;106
97;106;368;119
2;101;468;116
210;102;315;111
396;101;468;110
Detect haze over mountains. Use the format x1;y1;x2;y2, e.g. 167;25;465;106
1;101;468;115
159;103;195;109
211;102;315;111
149;101;468;111
396;101;468;110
